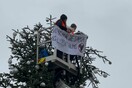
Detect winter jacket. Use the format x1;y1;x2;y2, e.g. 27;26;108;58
55;19;67;32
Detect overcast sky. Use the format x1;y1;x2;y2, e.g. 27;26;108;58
0;0;132;88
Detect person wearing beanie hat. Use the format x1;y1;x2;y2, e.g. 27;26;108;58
55;14;67;32
60;14;67;21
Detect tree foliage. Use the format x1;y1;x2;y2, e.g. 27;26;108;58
0;22;111;88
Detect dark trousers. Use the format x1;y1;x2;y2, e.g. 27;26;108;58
57;50;63;59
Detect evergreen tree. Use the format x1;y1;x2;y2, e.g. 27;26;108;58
0;19;111;88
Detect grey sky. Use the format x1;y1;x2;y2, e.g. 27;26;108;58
0;0;132;88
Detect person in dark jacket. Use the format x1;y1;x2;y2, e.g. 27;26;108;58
55;14;68;59
54;15;68;86
55;14;67;32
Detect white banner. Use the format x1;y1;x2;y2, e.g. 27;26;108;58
51;26;88;56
